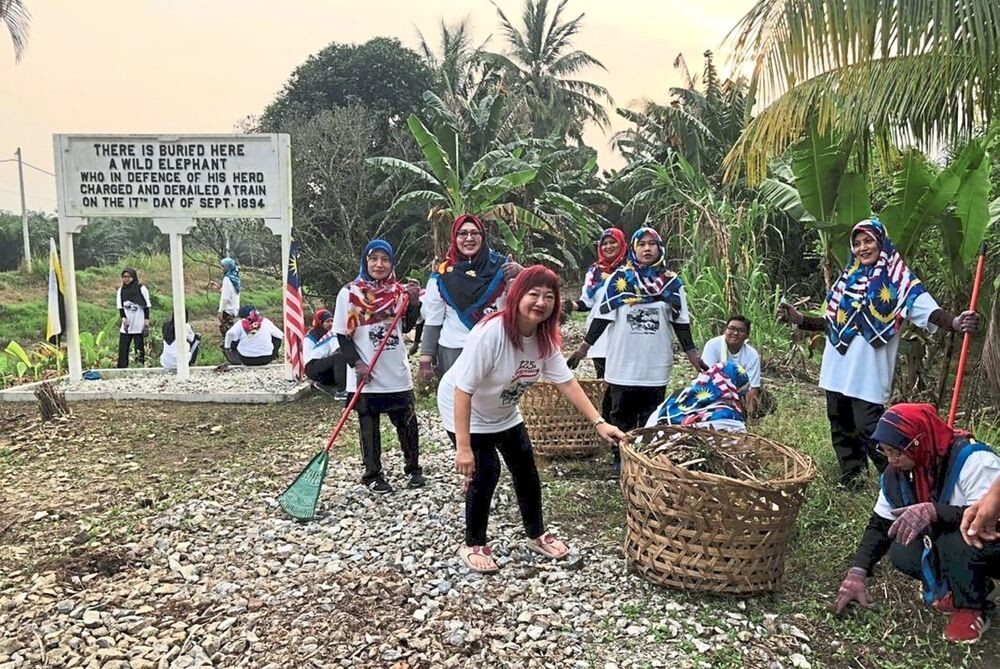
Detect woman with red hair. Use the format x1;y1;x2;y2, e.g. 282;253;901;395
438;266;625;573
419;214;522;381
833;404;1000;643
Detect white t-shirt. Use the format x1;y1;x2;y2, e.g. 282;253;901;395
303;330;340;365
702;335;762;389
596;286;691;387
117;285;151;334
333;287;412;394
874;449;1000;520
219;276;240;316
224;317;283;358
578;281;610;358
438;317;575;434
160;324;196;369
819;291;939;405
421;274;505;350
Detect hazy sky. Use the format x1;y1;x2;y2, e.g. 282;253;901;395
0;0;754;214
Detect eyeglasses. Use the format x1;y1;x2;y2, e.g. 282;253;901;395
725;326;748;334
456;230;483;239
876;435;919;459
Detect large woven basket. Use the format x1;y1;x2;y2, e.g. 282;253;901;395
620;425;815;594
521;380;607;457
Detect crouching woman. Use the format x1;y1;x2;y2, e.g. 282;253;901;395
437;266;625;574
833;404;1000;643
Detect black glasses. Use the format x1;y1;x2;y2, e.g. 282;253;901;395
456;230;483;239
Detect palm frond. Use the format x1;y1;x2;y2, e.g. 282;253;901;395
1;0;30;61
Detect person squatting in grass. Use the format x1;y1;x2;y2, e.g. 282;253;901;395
116;267;151;368
418;214;523;384
159;312;200;370
564;226;627;419
303;308;348;400
334;240;424;495
645;360;750;433
833;404;1000;644
701;315;762;417
437;266;626;574
223;305;283;366
212;257;242;341
566;227;706;473
779;219;979;491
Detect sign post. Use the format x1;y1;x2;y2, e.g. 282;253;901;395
53;134;292;382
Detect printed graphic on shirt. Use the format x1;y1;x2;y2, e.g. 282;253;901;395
626;307;660;334
367;323;400;350
499;360;540;406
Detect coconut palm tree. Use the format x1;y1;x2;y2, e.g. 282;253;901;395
416;17;492;102
723;0;1000;183
1;0;29;61
483;0;612;140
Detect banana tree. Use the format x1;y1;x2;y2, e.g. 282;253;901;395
368;93;609;266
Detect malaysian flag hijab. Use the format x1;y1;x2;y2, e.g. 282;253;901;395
345;239;404;335
597;227;683;317
583;227;627;301
824;219;926;354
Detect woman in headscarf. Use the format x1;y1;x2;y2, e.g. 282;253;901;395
223;305;283;366
418;214;522;383
116;267;151;368
160;310;201;370
779;219;979;490
334;240;423;494
214;257;242;339
438;266;625;574
304;308;346;399
833;404;1000;644
645;360;750;432
565;228;627;385
567;227;706;473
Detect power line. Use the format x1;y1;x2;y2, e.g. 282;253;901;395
0;157;56;176
0;186;57;202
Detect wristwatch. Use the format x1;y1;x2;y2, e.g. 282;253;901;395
594;418;607;427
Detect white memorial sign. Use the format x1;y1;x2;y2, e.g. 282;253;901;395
55;134;286;219
53;133;292;384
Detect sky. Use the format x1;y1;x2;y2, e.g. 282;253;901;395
0;0;755;214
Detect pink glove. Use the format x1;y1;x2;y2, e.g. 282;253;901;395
502;255;523;282
833;567;870;615
889;502;938;546
354;362;371;385
405;279;421;302
418;359;435;384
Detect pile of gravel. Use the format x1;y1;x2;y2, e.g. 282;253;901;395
56;365;305;398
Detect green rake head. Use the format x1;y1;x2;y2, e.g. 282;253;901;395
277;450;330;521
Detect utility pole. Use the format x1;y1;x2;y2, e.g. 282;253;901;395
15;147;31;272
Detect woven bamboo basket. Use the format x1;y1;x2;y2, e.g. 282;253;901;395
620;425;815;594
521;380;607;457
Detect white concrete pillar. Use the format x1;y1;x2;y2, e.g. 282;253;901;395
59;227;83;382
154;218;196;379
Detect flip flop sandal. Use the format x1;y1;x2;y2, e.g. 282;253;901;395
526;531;569;560
458;545;498;574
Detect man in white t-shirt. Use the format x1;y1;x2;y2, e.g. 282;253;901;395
702;315;761;416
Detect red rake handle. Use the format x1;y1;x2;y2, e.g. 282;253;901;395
322;293;410;453
947;243;988;427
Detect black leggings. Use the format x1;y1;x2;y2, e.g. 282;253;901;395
592;358;611;418
890;530;1000;610
352;391;421;484
305;353;347;390
447;423;544;546
117;332;145;368
825;390;886;484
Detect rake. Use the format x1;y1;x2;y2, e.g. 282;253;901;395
278;293;410;521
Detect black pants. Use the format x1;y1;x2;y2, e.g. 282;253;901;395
592;358;611;419
224;337;282;366
890;530;1000;610
351;391;421;484
117;332;145;368
305;353;347;390
447;423;544;546
825;390;887;484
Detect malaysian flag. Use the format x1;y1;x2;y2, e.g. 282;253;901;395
284;239;306;380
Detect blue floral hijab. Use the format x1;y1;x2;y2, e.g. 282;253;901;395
597;227;684;317
824;219;926;354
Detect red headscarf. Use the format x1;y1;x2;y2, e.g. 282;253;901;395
583;228;627;300
872;403;972;502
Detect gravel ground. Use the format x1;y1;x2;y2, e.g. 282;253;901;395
0;404;819;669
